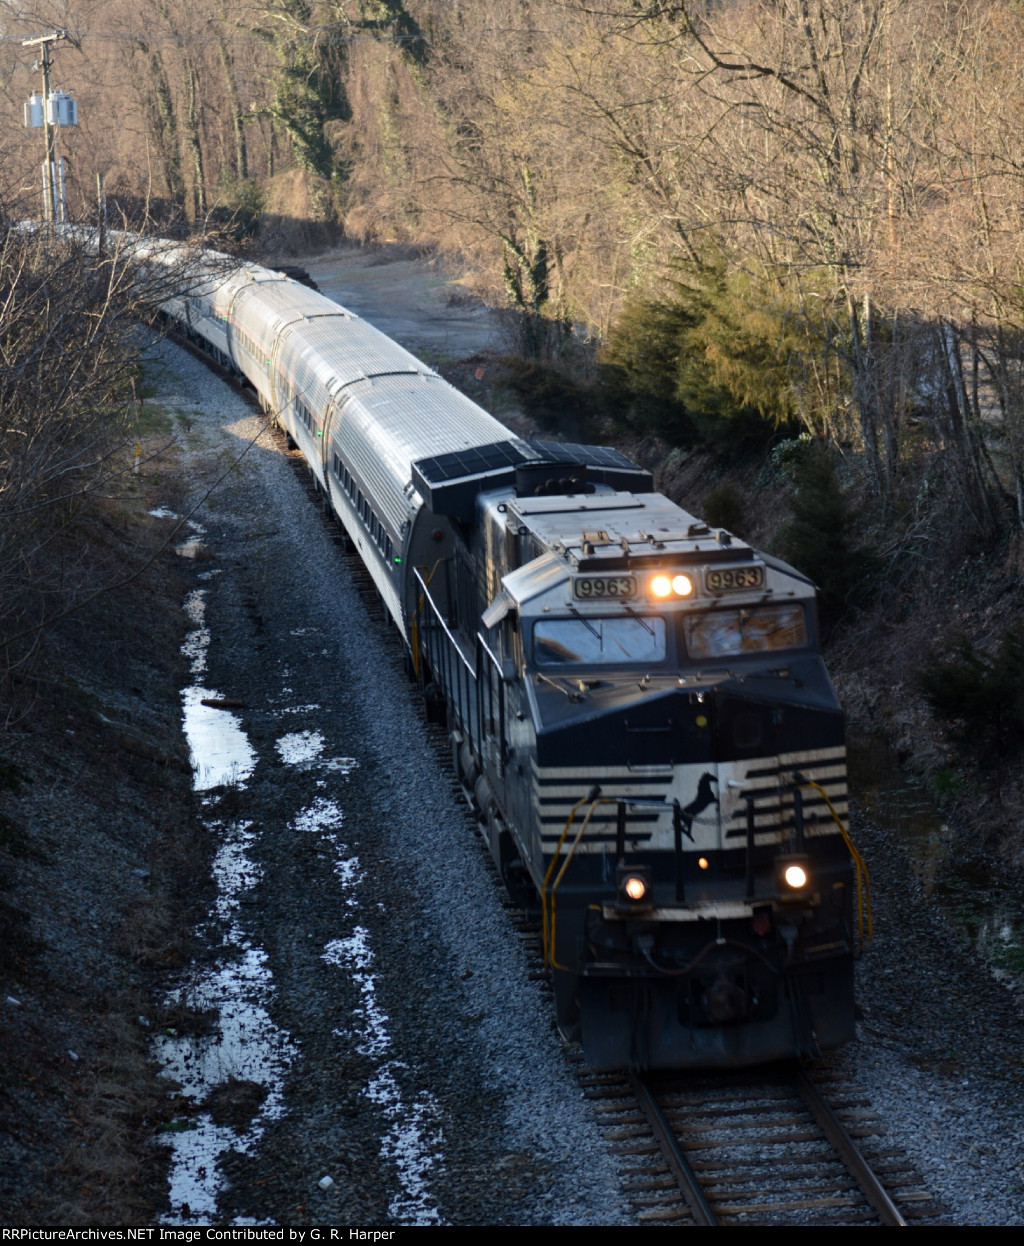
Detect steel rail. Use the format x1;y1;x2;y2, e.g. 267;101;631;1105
629;1073;718;1226
791;1064;908;1227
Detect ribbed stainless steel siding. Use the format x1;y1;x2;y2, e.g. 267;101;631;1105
231;282;307;357
276;320;350;418
230;276;440;415
327;478;406;633
289;315;428;387
275;315;423;417
331;374;513;535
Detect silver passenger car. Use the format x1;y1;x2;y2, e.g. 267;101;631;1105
177;258;514;632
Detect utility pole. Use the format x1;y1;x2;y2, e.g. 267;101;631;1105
22;30;69;226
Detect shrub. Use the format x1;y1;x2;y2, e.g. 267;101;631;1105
701;481;747;536
0;227;203;712
600;256;807;456
916;626;1024;764
758;432;813;485
495;356;602;440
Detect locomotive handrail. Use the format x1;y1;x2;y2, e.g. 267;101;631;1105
541;793;593;968
412;564;474;672
477;632;503;674
476;631;508;770
542;795;615;970
413;563;489;765
797;777;873;944
410;561;448;679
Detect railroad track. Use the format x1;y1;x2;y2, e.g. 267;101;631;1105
583;1063;943;1226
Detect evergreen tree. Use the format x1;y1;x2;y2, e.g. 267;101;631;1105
777;448;878;634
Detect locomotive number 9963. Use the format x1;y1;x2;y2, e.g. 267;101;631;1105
705;564;765;593
572;575;637;600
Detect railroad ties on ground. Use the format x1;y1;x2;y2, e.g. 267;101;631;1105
581;1065;944;1227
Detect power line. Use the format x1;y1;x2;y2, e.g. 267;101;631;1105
3;31;416;46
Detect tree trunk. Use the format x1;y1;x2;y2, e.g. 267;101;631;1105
847;290;884;492
182;59;207;218
139;44;185;207
218;38;248;181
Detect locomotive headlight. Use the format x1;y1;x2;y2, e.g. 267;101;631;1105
776;854;811;894
624;875;648;901
616;865;653;908
651;573;694;599
784;863;808;889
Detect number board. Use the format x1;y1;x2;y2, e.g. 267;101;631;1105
704;563;766;594
572;574;637;601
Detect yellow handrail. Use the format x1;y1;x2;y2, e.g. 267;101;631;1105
542;796;615;970
799;779;873;945
541;795;589;969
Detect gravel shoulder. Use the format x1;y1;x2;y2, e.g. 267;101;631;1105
829;813;1024;1224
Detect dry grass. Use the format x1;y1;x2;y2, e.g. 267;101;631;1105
49;1014;172;1226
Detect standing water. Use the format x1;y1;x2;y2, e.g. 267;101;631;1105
154;555;294;1224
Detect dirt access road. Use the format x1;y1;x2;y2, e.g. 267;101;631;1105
295;246;505;361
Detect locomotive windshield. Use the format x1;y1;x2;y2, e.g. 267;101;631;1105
683;603;807;659
533;615;667;666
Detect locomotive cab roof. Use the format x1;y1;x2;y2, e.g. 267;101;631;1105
479;488;819;640
505;490;758;571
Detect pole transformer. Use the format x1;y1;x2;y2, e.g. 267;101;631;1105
22;29;70;226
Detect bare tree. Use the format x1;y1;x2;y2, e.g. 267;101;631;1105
0;226;212;708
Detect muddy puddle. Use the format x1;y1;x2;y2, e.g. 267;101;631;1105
158;537;446;1225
